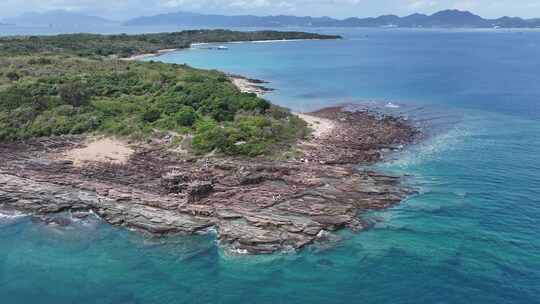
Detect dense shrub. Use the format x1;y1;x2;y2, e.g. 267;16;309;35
28;57;53;65
175;106;197;127
5;70;20;82
0;48;308;157
0;30;339;58
142;108;162;123
192;118;228;153
58;81;91;107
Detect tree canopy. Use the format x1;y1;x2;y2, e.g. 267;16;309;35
0;30;320;156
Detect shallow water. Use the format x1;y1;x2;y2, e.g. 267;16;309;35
2;28;540;303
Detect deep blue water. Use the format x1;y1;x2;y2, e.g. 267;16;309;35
2;28;540;303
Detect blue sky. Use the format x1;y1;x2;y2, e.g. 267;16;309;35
1;0;539;20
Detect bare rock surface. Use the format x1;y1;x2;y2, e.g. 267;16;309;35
228;74;275;97
0;106;418;254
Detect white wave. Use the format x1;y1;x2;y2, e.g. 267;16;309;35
380;124;472;169
0;210;27;225
0;210;26;220
385;102;400;109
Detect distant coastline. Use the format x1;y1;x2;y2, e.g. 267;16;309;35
4;9;540;30
125;9;540;29
122;37;334;61
191;38;328;45
121;48;179;61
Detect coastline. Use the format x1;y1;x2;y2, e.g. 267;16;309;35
228;74;275;97
121;48;178;61
122;38;333;61
191;38;328;47
0;54;419;255
0;107;417;254
227;75;337;138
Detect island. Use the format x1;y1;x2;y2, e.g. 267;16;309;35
0;30;418;254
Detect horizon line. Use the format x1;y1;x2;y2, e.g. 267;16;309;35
2;8;539;23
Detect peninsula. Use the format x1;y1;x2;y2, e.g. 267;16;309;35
0;30;418;254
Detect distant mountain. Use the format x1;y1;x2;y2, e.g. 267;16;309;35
4;10;118;27
491;16;540;28
125;11;337;27
425;10;489;27
125;9;540;28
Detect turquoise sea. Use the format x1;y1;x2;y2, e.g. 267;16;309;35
1;28;540;303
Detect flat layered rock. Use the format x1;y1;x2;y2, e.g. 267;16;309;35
0;107;418;254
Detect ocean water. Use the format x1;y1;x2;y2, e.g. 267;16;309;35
2;28;540;303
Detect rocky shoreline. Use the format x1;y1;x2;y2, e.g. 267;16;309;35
228;74;275;97
0;104;418;254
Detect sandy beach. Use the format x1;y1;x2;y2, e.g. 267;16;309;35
295;113;336;139
60;137;134;166
121;48;178;61
191;38;325;47
229;75;336;139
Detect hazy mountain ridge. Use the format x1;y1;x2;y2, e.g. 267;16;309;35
3;10;118;27
125;9;540;28
3;9;540;29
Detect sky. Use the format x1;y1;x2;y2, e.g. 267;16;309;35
1;0;539;20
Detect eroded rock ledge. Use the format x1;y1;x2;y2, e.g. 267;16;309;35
0;107;418;254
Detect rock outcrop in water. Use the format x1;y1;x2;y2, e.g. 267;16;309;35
0;107;418;254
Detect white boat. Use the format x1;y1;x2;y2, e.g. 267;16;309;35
217;46;229;50
385;102;400;109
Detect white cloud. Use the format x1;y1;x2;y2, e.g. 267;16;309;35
406;0;440;11
451;0;480;11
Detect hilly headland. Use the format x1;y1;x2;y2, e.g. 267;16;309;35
0;30;419;254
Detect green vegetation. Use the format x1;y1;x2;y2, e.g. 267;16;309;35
0;30;320;156
0;30;341;58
